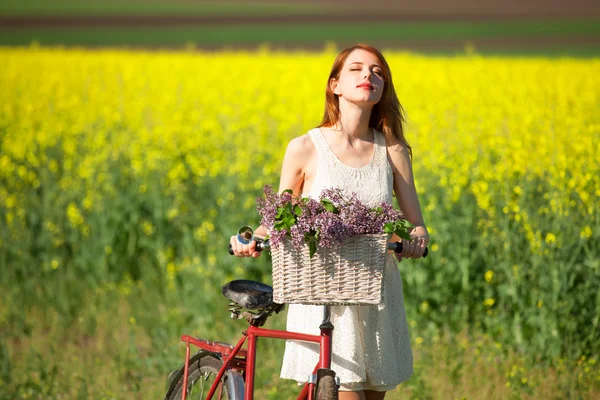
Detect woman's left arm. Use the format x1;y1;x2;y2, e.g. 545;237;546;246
387;139;430;259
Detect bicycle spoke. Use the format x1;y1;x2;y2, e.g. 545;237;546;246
199;370;211;399
166;354;241;400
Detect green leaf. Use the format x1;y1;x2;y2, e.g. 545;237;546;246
282;189;293;194
383;222;395;234
294;204;302;216
396;229;412;241
321;198;337;213
309;241;317;258
389;220;410;240
283;214;295;228
274;220;286;230
275;206;285;219
284;202;293;213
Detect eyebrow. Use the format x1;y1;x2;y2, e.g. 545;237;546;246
348;61;382;68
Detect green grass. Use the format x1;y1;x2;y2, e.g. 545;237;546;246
2;291;598;399
1;46;599;398
0;0;330;17
1;19;599;53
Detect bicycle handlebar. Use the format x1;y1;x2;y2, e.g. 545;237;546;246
228;239;428;258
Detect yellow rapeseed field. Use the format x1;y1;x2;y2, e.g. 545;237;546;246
2;47;597;241
1;48;599;395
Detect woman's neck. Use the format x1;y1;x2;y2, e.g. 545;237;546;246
336;101;373;140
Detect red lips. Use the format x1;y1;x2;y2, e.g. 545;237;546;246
357;83;374;90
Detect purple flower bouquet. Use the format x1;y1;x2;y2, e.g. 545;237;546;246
256;185;412;258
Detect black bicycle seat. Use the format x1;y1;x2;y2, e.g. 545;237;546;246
221;280;274;309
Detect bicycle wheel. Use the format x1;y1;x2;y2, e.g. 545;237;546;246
315;375;338;400
165;352;244;400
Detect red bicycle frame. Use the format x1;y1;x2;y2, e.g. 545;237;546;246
180;317;334;400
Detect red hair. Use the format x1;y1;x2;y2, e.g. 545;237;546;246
319;44;412;159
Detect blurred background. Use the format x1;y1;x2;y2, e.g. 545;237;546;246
1;1;599;400
1;0;600;55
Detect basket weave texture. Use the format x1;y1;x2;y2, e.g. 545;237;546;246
271;234;389;305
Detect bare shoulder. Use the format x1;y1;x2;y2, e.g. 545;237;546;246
284;133;317;169
281;132;317;176
279;132;317;194
285;133;315;158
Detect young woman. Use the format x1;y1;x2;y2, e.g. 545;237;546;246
230;44;429;400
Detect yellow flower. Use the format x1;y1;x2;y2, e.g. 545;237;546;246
580;226;592;239
82;195;93;210
545;232;556;244
5;195;16;209
66;203;84;227
167;207;179;220
512;265;520;278
142;221;155;236
484;298;496;307
485;270;494;284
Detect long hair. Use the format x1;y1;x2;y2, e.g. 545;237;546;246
318;44;412;159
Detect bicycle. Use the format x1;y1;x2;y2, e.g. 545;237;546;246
164;236;427;400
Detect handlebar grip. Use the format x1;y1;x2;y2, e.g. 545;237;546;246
228;239;265;255
229;240;428;257
390;242;429;258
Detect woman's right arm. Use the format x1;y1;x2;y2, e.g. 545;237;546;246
230;135;311;258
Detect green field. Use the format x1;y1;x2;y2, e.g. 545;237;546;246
1;46;599;398
2;0;600;55
2;19;600;56
0;0;330;17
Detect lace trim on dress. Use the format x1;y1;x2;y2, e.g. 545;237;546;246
308;127;391;206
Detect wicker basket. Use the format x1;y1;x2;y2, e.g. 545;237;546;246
270;234;389;305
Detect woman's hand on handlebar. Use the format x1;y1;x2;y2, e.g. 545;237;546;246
229;235;262;258
396;225;429;262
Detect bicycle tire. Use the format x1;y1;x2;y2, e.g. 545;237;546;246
315;375;338;400
165;352;244;400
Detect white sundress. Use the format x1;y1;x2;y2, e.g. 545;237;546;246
279;127;414;391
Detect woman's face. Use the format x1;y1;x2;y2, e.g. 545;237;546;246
331;48;385;106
